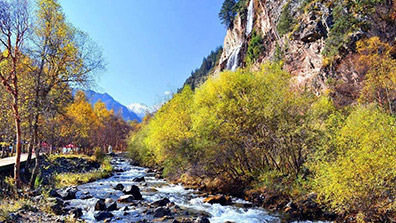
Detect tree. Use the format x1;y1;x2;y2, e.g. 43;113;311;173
357;37;396;114
313;105;396;221
219;0;237;28
0;0;30;187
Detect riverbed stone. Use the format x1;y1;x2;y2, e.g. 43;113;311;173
95;199;106;211
107;201;118;211
153;207;171;218
118;195;135;203
194;217;210;223
70;208;83;218
151;198;171;207
133;176;145;182
203;195;231;205
123;185;142;200
114;183;124;191
94;211;114;221
59;187;78;200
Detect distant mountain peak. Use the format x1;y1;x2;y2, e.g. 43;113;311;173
82;89;141;122
127;103;156;119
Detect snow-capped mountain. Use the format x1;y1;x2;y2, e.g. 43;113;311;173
127;103;156;120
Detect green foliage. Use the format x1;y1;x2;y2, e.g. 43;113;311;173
277;1;295;36
94;147;105;162
219;0;237;28
246;30;264;64
312;105;396;221
323;0;386;60
183;47;223;90
54;157;112;188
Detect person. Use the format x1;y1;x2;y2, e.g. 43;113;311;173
108;145;113;154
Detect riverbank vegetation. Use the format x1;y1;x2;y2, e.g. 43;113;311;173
128;37;396;222
0;0;131;190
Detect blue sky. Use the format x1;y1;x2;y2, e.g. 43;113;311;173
58;0;226;106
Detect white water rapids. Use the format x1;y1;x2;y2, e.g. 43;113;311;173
246;0;254;36
67;157;329;223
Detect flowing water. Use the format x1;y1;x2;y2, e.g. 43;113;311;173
246;0;254;36
226;44;243;71
67;156;329;223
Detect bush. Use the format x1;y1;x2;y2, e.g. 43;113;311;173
312;105;396;221
94;147;105;162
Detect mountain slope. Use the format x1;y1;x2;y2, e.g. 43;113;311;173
84;90;140;122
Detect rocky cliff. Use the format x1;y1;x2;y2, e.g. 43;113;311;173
215;0;396;106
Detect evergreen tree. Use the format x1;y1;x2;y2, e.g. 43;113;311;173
219;0;237;28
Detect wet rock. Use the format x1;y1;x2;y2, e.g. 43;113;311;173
155;174;163;179
133;176;145;182
70;208;83;218
59;187;78;200
95;199;107;211
114;183;124;191
153;207;171;218
117;195;135;203
105;198;114;204
203;195;231;205
107;202;118;211
123;185;142;200
49;189;61;198
194;217;210;223
119;206;129;211
151;198;170;207
94;211;114;221
80;193;93;200
48;197;65;215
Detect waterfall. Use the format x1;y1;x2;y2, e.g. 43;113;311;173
226;44;242;71
246;0;254;36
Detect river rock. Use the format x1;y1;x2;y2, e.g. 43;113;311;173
151;198;170;207
70;208;83;218
119;206;129;211
49;189;61;198
107;202;118;211
94;211;114;221
153;207;171;218
59;187;78;200
203;195;231;205
133;176;145;182
114;183;124;191
123;185;142;200
194;217;210;223
95;199;106;211
117;195;135;203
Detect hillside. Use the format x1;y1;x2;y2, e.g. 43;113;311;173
84;90;140;122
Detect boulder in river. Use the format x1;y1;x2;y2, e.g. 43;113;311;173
107;202;118;211
133;176;145;182
95;199;107;211
123;185;142;200
153;207;171;218
49;189;61;198
203;195;231;205
117;195;135;203
114;183;124;191
70;208;83;218
59;187;78;200
151;198;170;207
194;217;211;223
94;211;114;221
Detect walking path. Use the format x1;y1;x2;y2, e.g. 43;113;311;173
0;153;35;169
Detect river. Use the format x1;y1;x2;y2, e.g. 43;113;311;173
66;156;329;223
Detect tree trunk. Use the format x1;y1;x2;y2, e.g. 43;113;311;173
29;142;40;189
12;98;22;189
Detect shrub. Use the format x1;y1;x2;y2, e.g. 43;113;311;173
246;30;264;64
312;105;396;221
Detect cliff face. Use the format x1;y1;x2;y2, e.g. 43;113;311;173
215;0;396;106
